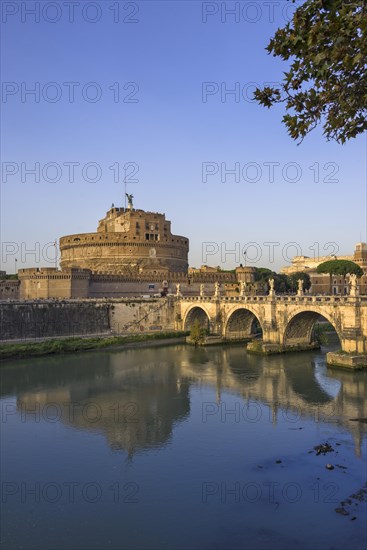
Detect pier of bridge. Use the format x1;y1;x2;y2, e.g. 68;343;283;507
176;294;367;369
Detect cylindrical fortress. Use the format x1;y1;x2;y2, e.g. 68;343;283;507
60;206;189;274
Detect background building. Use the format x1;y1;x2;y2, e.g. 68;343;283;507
281;243;367;295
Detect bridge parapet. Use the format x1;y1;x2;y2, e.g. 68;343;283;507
180;294;367;305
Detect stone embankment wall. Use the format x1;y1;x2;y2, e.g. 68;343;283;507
109;299;176;333
0;298;176;341
0;301;111;340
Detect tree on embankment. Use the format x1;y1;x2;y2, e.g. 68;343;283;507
316;260;363;294
254;268;291;293
189;320;207;346
287;272;311;293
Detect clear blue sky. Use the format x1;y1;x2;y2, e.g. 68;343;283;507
1;0;366;273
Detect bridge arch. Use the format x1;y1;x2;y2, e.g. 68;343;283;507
183;306;211;332
283;307;341;348
225;307;263;341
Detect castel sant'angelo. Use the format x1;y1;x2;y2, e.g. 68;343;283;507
60;196;190;275
17;196;255;300
3;194;366;300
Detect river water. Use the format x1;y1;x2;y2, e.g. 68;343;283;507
1;342;366;550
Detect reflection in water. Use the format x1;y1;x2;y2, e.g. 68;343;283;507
283;355;334;404
1;344;366;458
314;360;342;399
1;344;367;550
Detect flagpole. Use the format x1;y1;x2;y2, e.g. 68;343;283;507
54;239;58;269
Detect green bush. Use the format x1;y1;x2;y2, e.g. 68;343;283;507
189;320;207;346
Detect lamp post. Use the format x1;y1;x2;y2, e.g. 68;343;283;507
14;258;18;275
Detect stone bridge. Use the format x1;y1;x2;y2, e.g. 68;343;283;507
177;294;367;366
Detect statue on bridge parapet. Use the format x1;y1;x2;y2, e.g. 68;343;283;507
349;274;359;297
200;284;205;298
176;283;182;297
214;281;221;298
240;280;247;297
297;278;304;296
268;278;276;297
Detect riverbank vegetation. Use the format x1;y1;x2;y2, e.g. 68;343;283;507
0;332;188;360
189;320;208;346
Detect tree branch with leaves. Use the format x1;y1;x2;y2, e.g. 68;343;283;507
254;0;367;143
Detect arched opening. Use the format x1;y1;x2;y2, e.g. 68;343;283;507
184;307;210;332
225;308;263;341
284;312;340;349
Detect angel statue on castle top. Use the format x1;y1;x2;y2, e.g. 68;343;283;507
126;193;134;209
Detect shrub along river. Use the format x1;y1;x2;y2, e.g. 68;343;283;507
1;341;366;550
